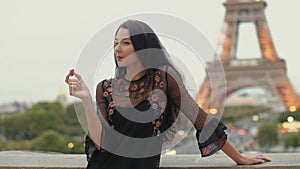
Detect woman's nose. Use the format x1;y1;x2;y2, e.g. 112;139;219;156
114;43;121;53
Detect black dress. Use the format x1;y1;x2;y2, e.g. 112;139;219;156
87;100;161;169
86;66;227;169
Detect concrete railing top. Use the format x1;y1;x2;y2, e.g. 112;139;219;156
0;151;299;169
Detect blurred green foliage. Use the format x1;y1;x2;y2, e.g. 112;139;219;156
31;130;68;152
0;102;85;153
222;105;271;124
257;122;278;150
277;110;300;123
1;102;298;154
283;132;300;150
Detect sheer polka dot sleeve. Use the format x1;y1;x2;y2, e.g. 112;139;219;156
164;65;227;157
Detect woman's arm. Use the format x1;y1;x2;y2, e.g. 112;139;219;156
222;140;271;165
164;66;271;164
65;71;102;148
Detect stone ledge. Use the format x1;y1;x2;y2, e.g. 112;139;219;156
0;151;299;169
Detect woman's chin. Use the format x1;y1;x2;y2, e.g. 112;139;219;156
117;62;126;67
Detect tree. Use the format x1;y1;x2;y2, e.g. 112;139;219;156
31;130;67;152
277;110;300;123
3;102;64;140
6;140;31;150
0;140;5;150
1;101;86;153
223;105;271;124
62;102;85;136
283;133;300;151
257;122;278;152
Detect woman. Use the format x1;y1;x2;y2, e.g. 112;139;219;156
65;19;271;169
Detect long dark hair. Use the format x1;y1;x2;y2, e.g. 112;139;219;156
113;19;183;134
113;19;181;78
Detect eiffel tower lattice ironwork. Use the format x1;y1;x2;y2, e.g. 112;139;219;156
195;0;300;112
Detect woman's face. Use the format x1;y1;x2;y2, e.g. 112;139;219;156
114;28;140;68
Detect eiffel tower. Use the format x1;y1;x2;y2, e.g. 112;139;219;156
195;0;300;113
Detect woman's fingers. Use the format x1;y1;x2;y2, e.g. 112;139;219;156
65;74;71;84
69;81;81;88
65;70;89;98
238;154;271;165
69;84;73;95
69;78;80;83
69;84;81;95
74;72;82;81
65;69;80;84
255;155;271;162
248;155;271;164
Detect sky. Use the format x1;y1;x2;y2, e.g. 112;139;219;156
0;0;300;104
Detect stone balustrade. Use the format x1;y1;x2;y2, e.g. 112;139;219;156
0;151;299;169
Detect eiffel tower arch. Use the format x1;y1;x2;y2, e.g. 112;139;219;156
195;0;300;112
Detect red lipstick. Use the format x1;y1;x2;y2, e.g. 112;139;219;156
117;56;124;61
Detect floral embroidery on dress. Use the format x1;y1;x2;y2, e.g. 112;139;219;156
101;70;167;137
102;79;115;128
150;70;166;136
112;73;149;98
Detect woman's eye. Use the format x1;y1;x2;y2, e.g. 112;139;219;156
123;41;130;45
114;42;118;47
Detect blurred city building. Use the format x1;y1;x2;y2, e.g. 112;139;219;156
0;101;32;116
56;87;67;108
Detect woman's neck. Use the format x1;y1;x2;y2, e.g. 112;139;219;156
125;65;146;81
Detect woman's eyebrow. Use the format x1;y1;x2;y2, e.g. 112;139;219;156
114;37;130;41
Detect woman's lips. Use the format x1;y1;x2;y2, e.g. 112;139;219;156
117;56;124;61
